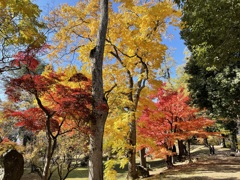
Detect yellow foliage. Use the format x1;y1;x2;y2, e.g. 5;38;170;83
46;0;181;177
0;0;45;47
104;159;117;180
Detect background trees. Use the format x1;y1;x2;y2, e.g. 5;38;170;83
180;0;240;151
180;0;240;67
185;59;240;150
171;0;240;154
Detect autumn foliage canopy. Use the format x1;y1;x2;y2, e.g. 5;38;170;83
5;47;92;134
138;86;214;158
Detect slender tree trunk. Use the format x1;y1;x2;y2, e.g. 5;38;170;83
89;0;108;179
42;126;58;180
187;140;192;163
42;132;52;180
231;131;238;151
204;138;209;147
139;148;146;167
222;137;226;148
127;114;138;179
177;140;184;161
165;155;173;169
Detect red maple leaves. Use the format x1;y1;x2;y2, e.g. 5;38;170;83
5;47;92;133
10;45;49;71
138;86;214;158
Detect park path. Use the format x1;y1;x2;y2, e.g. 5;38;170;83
147;145;240;180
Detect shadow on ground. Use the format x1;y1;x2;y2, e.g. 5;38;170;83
146;146;240;180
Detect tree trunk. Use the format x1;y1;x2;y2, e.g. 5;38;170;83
204;138;209;147
89;0;108;179
177;140;184;161
222;137;226;148
42;127;57;180
165;155;173;169
89;119;107;180
231;131;238;151
187;140;192;163
139;148;146;168
127;115;138;179
42;133;52;180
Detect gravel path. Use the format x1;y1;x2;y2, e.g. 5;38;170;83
147;145;240;180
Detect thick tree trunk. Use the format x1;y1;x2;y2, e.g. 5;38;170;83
89;0;108;179
89;119;107;180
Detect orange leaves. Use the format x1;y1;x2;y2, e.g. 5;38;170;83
9;108;46;131
5;63;92;134
5;74;55;102
138;86;215;157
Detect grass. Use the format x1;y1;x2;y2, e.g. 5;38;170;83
22;157;165;180
23;145;238;180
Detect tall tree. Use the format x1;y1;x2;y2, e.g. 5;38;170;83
185;58;240;150
88;0;109;179
0;0;46;73
179;0;240;67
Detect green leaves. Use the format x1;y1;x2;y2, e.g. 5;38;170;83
181;0;240;67
186;59;240;119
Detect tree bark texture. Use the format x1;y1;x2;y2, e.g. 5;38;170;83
89;0;108;179
139;149;147;168
177;140;185;161
127;115;138;179
187;140;192;163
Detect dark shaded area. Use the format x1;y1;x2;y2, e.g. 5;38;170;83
3;150;24;180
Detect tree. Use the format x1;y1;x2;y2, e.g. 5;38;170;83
179;0;240;67
186;59;240;119
138;86;214;167
88;0;109;179
0;0;46;73
46;1;180;178
179;0;240;150
185;58;240;150
5;50;92;180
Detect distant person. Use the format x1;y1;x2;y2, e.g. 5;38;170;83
209;145;215;155
212;145;215;155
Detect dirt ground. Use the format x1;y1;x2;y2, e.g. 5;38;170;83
147;145;240;180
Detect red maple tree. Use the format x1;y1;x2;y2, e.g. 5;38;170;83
4;47;92;179
138;86;214;168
